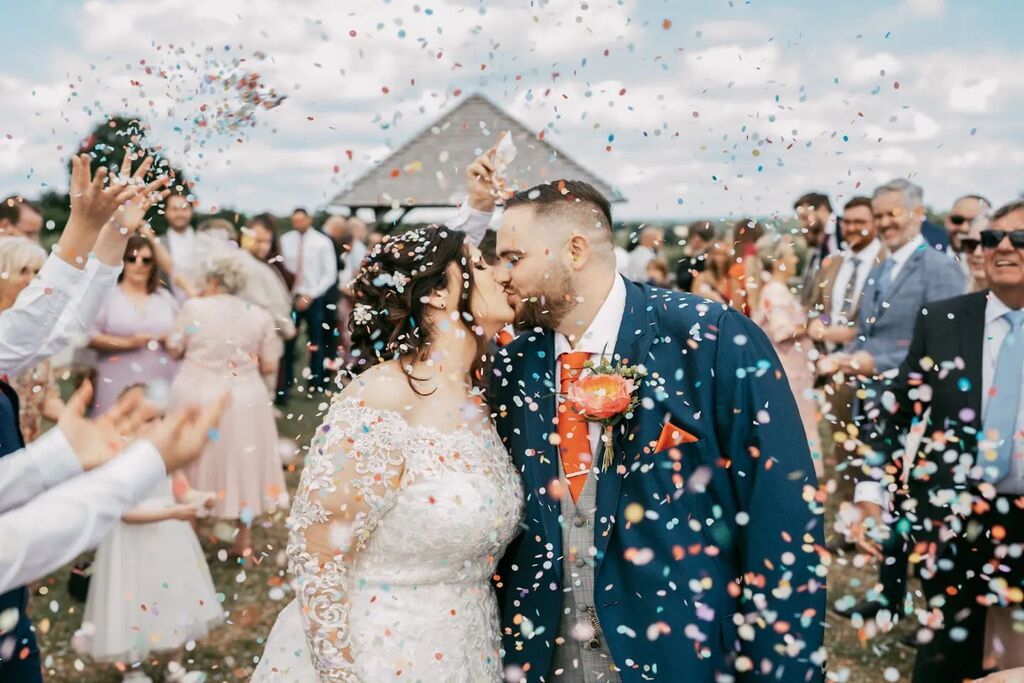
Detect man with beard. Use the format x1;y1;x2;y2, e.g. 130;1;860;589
486;180;826;682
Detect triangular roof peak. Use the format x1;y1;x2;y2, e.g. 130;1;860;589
329;92;624;211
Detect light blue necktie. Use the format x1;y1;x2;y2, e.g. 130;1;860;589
981;309;1024;482
873;259;896;302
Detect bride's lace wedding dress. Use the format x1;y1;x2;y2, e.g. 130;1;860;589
253;396;524;682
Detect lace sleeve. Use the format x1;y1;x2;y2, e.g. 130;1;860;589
286;397;407;682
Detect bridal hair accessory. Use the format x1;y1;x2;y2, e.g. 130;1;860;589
566;357;647;470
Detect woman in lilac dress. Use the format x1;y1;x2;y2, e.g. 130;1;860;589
88;235;179;414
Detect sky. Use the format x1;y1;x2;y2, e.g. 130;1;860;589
0;0;1022;222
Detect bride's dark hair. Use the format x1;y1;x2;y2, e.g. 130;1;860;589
347;226;489;393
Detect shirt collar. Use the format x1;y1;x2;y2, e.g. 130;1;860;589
843;238;882;265
553;275;627;358
985;291;1016;325
889;234;925;267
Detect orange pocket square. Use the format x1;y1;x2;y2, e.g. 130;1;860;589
655;421;699;451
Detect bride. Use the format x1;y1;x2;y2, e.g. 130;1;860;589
253;226;523;682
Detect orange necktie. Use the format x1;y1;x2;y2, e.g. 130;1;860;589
557;351;592;503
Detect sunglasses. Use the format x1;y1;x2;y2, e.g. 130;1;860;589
128;256;154;265
980;229;1024;249
958;238;981;253
947;214;971;226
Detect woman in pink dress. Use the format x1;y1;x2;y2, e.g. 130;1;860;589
167;255;288;558
749;233;823;478
88;235;179;414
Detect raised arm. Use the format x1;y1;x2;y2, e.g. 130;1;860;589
711;310;826;681
287;397;406;681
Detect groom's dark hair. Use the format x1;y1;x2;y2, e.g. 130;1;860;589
504;180;613;234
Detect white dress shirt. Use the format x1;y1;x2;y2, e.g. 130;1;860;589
553;275;628;460
0;428;82;514
829;239;883;325
854;291;1024;506
0;432;166;593
982;295;1024;495
166;226;198;300
624;246;656;283
0;253;121;379
445;201;498;248
279;228;338;299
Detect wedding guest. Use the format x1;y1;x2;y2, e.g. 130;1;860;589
157;194;199;300
167;256;287;559
805;197;885;513
829;178;965;621
0;197;43;243
691;237;732;303
88;235;180;414
623;226;662;282
644;257;671;287
960;214;990;293
75;394;221;683
750;233;823;477
278;208;339;396
945;194;991;280
795;191;839;306
852;200;1024;681
246;213;295;290
674;220;715;292
0;238;64;442
730;217;765;315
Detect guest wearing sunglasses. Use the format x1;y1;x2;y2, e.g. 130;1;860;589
88;235;180;414
959;213;991;293
852;199;1024;681
945;194;991;281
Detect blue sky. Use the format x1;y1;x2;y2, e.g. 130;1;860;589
1;0;1022;221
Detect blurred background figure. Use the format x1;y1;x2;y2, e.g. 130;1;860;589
88;235;180;414
692;236;733;304
959;212;990;293
278;208;339;400
247;213;296;291
729;217;765;315
623;225;663;282
674;220;716;293
0;238;64;442
644;257;671;287
160;193;199;300
794;191;838;307
0;196;44;243
750;233;823;477
944;194;991;281
167;257;287;559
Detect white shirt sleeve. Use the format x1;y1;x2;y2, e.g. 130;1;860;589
0;255;121;378
0;439;166;594
446;200;495;247
0;428;82;514
853;481;889;509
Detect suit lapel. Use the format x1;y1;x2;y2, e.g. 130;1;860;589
958;291;987;422
518;330;562;551
594;280;657;567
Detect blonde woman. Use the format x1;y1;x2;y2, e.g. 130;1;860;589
166;256;287;558
0;237;64;441
749;232;823;478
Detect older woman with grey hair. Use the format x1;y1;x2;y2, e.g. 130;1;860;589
165;255;287;558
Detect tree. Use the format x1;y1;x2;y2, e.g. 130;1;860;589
74;116;191;233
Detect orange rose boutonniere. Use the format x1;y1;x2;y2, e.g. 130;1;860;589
566;357;647;470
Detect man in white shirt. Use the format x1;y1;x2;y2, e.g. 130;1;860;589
622;226;662;282
278;208;340;396
159;193;199;300
848;199;1024;682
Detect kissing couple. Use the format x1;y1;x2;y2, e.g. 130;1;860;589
254;167;826;682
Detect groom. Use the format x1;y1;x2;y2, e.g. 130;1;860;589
487;181;826;682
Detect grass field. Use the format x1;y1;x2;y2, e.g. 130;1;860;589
26;387;921;682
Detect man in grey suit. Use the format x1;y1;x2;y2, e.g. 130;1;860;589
824;178;965;620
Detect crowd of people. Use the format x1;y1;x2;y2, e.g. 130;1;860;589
0;141;1021;683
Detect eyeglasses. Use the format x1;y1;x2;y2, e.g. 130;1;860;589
840;218;871;228
980;229;1024;249
947;214;972;226
958;238;981;253
128;256;154;266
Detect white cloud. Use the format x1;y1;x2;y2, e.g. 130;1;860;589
948;77;1000;113
904;0;946;18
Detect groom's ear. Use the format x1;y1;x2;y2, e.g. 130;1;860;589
567;232;590;271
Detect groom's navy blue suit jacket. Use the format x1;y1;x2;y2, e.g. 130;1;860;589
491;279;825;682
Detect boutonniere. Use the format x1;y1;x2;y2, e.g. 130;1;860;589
567;357;647;470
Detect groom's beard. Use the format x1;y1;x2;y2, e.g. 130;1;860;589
510;268;576;331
